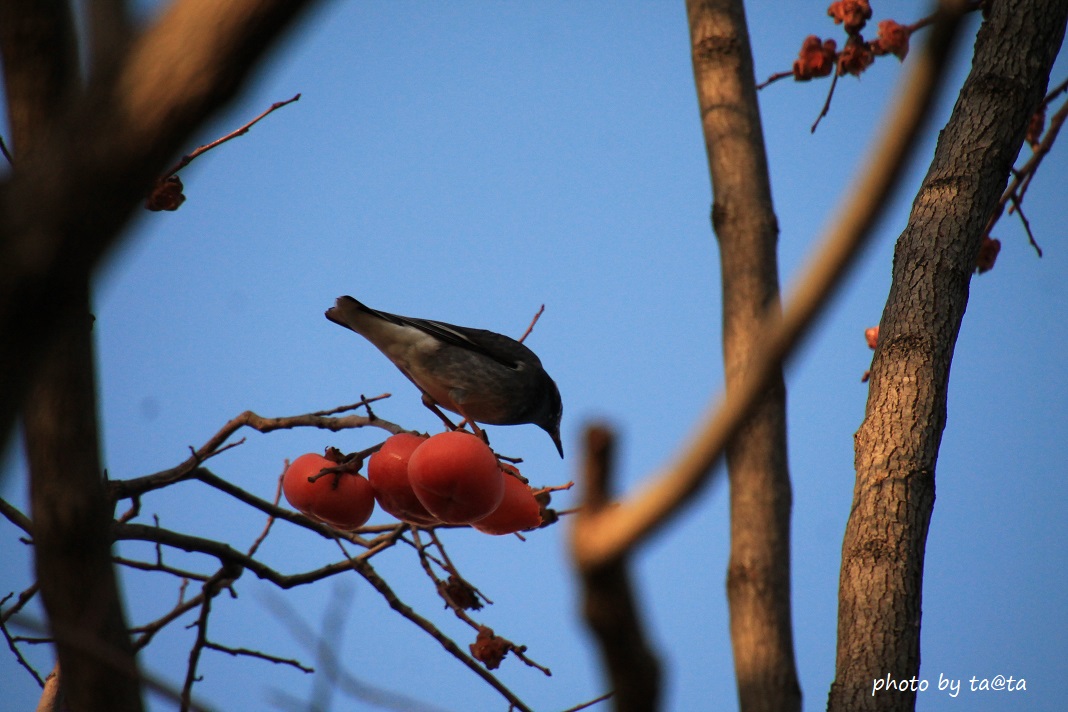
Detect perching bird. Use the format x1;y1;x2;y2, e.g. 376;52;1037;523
325;296;563;457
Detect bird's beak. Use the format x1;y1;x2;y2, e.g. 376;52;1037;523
551;429;564;459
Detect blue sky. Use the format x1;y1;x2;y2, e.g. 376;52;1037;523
3;2;1067;710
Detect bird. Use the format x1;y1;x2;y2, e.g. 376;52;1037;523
325;296;563;457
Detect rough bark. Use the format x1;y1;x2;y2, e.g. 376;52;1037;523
686;2;799;711
829;2;1068;710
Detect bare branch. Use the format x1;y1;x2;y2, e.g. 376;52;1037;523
131;592;205;651
561;691;615;712
1;594;45;687
0;583;39;624
246;467;286;558
0;496;32;535
161;93;300;179
989;95;1067;256
572;424;660;711
203;641;313;674
517;304;545;343
811;71;840;133
109;405;404;501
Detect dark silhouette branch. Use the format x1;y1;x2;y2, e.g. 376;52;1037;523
0;0;320;448
572;424;660;712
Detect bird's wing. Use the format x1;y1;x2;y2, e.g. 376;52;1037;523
396;316;526;371
333;297;529;371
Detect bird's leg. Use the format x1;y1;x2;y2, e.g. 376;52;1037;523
463;418;490;447
421;393;459;430
419;395;490;447
453;415;491;448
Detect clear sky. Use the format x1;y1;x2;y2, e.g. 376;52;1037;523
3;2;1067;711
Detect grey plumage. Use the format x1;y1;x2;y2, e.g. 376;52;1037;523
326;296;563;457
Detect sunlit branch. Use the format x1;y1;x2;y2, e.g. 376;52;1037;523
572;0;970;569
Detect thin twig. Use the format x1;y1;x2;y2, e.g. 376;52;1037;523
181;591;213;711
991;95;1066;254
131;592;205;651
247;467;286;558
1008;192;1042;256
204;641;313;674
0;594;45;687
310;394;391;417
113;556;211;582
517;304;545;343
0;134;13;165
756;70;793;90
331;542;535;711
0;497;32;535
427;530;493;606
1041;76;1068;107
561;690;615;712
413;532;550;676
0;583;39;623
811;70;840;133
161;94;301;178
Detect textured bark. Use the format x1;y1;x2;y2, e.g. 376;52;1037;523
829;2;1068;711
686;2;799;711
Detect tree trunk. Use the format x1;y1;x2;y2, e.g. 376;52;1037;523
3;5;144;708
24;279;145;712
828;2;1068;710
687;2;800;711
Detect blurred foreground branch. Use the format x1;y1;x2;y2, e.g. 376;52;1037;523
571;0;969;568
0;0;319;448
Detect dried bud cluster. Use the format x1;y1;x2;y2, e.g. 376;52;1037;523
870;19;910;60
145;175;186;211
470;626;510;670
793;36;837;80
790;3;911;83
976;236;1002;274
828;0;872;34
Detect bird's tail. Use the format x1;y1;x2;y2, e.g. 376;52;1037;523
325;295;376;329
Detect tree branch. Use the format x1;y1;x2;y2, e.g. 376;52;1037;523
829;1;1068;709
686;1;799;709
0;0;320;447
23;278;144;711
572;424;660;712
